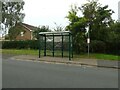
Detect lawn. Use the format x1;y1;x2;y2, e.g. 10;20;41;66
74;53;119;61
2;49;39;55
1;49;119;61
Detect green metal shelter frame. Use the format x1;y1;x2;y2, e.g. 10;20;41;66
39;31;73;60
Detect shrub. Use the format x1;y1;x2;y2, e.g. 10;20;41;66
2;40;70;51
105;41;120;55
90;40;106;53
2;40;39;49
73;40;87;54
2;40;119;55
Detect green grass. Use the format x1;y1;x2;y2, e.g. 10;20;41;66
2;49;39;55
74;53;119;61
1;49;69;56
91;53;119;60
1;49;119;61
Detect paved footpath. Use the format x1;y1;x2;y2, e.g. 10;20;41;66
12;55;120;69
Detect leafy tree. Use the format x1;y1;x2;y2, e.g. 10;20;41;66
33;25;51;39
66;0;114;53
66;5;87;53
1;1;25;37
2;1;25;28
79;0;114;41
102;21;120;54
53;22;64;31
108;22;120;42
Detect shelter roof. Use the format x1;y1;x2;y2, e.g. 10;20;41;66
39;31;71;36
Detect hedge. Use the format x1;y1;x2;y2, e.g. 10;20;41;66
90;40;120;55
1;40;120;55
105;41;120;55
90;40;106;53
2;40;39;49
2;40;69;51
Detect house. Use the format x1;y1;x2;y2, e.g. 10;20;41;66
11;23;37;40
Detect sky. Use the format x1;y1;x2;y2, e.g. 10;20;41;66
22;0;120;29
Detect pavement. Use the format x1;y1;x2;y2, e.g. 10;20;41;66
11;55;120;69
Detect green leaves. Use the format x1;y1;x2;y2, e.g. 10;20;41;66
108;22;120;42
2;1;25;28
33;26;51;39
80;0;114;42
66;4;79;23
66;0;115;54
53;23;64;31
66;5;87;54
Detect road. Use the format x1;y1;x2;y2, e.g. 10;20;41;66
2;54;118;88
0;54;2;90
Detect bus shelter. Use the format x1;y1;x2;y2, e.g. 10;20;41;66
39;31;73;60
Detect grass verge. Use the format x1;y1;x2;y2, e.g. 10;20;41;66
74;53;119;61
1;49;119;61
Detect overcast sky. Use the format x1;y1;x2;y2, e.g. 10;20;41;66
23;0;120;29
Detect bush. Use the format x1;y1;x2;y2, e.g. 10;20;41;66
105;41;120;55
2;40;39;49
90;40;106;53
2;40;70;51
73;40;87;54
2;40;120;55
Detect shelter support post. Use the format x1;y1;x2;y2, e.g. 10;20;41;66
61;35;63;57
39;35;41;58
72;35;73;58
44;35;46;56
53;34;54;57
69;33;71;60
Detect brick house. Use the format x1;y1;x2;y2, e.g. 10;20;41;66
15;23;37;40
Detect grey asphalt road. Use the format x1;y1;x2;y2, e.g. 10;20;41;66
2;54;118;88
0;54;2;90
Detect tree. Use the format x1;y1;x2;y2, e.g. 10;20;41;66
102;21;120;54
33;25;51;40
79;0;114;41
66;0;114;53
2;1;25;27
53;22;64;31
1;1;25;36
108;22;120;42
66;5;87;53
